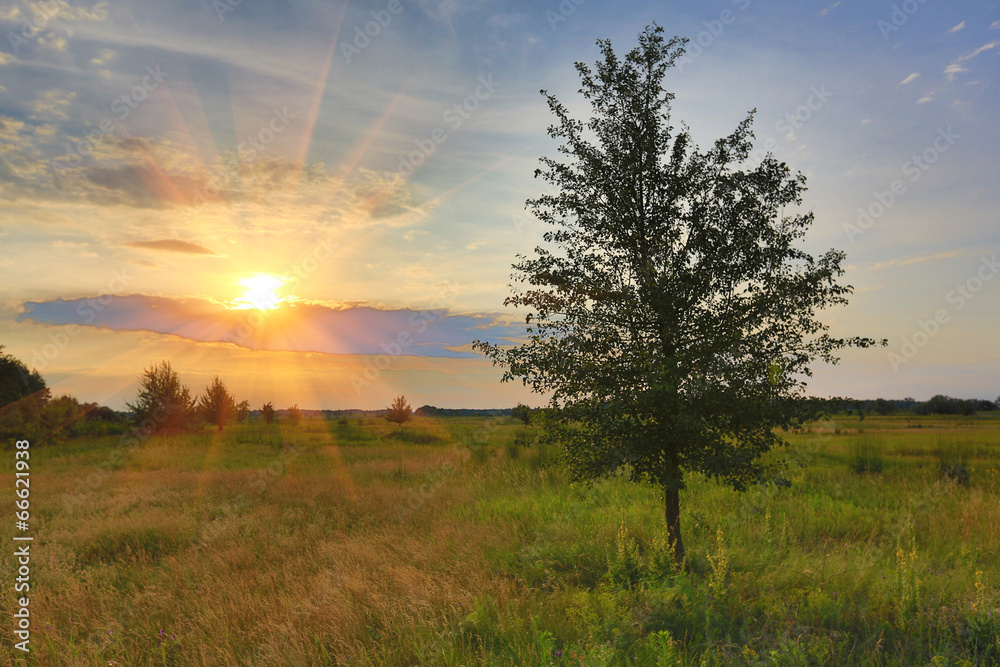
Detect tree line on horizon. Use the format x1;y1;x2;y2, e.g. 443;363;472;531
1;344;998;447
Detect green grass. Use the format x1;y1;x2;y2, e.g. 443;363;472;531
2;413;999;665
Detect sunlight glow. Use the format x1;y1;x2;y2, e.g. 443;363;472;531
231;274;287;310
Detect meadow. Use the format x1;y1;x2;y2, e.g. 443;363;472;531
2;412;998;666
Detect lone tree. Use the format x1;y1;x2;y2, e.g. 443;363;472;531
198;376;237;432
385;395;412;425
126;361;195;432
474;26;883;564
261;402;276;424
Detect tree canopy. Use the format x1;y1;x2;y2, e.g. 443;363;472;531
474;25;883;563
126;361;195;432
385;395;413;425
198;376;237;432
0;345;48;409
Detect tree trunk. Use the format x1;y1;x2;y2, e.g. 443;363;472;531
664;484;685;565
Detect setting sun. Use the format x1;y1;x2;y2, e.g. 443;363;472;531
231;274;286;310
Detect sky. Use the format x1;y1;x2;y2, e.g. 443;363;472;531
0;0;997;410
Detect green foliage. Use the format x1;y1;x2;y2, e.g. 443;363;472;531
916;395;979;416
0;344;49;408
385;395;412;425
607;512;642;588
261;402;276;424
511;403;533;425
198;376;237;432
873;398;896;415
474;25;883;562
286;404;301;424
126;361;195;432
235;400;251;422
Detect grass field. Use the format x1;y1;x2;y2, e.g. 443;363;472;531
2;412;999;665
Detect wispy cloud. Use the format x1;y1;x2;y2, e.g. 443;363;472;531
946;40;1000;80
946;21;966;34
868;250;961;272
817;1;841;17
122;240;221;255
955;41;1000;62
898;72;920;86
916;92;934;104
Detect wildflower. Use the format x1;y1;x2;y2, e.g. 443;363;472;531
555;649;562;657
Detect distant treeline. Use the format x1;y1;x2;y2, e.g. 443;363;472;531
3;344;998;446
854;395;996;416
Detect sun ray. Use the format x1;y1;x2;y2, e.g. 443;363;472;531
290;1;350;190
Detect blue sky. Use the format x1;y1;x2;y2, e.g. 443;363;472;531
0;0;997;409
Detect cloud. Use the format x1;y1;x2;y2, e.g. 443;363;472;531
29;90;76;120
992;21;999;30
898;72;920;86
955;41;1000;62
947;21;966;34
24;0;110;22
38;32;69;51
943;65;967;81
89;48;117;66
817;1;841;17
0;133;428;235
916;93;934;104
17;295;526;358
0;52;16;66
122;240;222;255
946;41;1000;80
868;250;961;271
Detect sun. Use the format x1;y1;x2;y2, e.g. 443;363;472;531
231;274;286;310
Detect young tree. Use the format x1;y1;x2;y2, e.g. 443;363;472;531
261;402;276;424
235;400;251;422
474;26;883;563
286;404;301;424
126;361;194;432
198;377;237;432
385;395;412;425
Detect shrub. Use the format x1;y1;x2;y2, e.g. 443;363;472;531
385;395;412;425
